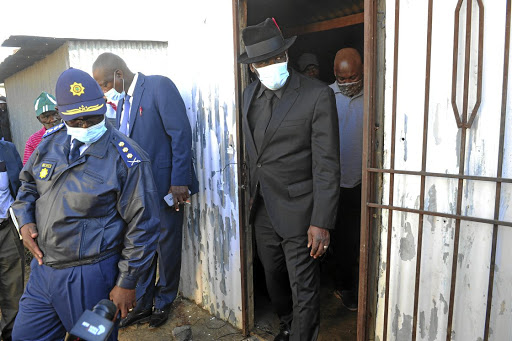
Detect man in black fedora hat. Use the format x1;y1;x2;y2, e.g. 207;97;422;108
239;18;340;341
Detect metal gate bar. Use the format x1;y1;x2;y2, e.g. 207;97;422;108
411;0;434;338
381;0;401;339
367;168;512;184
484;1;511;339
447;0;480;338
367;203;512;228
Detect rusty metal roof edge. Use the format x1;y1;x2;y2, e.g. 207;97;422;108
0;35;168;83
2;35;168;48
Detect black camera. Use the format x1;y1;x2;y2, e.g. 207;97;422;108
66;299;117;341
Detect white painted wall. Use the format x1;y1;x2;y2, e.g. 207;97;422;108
162;1;243;329
375;0;512;340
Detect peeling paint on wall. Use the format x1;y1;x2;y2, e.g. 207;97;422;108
399;222;416;261
168;1;243;329
392;305;413;341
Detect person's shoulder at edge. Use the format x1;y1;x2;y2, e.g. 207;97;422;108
0;139;16;149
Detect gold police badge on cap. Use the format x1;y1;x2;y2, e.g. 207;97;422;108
70;82;85;96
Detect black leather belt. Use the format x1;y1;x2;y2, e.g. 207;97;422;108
45;245;123;269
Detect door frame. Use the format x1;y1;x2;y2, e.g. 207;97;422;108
232;0;379;338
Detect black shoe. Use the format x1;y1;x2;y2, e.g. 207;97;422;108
119;309;152;328
274;324;291;341
338;289;358;312
148;308;170;329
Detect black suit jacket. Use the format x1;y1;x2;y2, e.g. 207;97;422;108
243;69;340;238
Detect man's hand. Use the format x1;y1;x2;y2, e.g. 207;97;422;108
307;225;330;259
169;185;189;211
109;286;136;320
20;223;43;265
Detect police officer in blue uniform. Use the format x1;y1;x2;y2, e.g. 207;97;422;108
11;68;160;341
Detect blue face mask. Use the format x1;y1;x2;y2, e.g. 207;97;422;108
66;118;107;144
254;61;289;90
104;72;125;102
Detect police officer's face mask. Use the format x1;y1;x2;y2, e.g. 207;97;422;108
65;117;107;144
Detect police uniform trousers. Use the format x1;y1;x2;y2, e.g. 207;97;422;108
0;219;24;341
136;204;184;311
254;199;320;341
12;254;120;341
332;184;362;292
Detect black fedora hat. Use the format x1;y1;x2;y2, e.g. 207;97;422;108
238;18;297;64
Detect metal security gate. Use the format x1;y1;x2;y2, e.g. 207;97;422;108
360;0;512;340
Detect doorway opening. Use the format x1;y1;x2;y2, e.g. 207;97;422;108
235;1;369;340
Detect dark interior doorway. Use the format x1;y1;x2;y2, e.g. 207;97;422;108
288;24;364;85
240;1;365;340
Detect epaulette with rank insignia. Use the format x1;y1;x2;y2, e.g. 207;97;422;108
42;123;65;138
115;139;142;168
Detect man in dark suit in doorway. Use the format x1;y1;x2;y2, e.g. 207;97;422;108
238;18;340;341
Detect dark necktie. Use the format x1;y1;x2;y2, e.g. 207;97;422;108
119;95;131;136
254;90;274;152
69;140;85;163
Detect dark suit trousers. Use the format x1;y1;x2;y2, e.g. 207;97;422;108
0;220;24;341
136;204;184;311
332;184;362;292
254;200;320;341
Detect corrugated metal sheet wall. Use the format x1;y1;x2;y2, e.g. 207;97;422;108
5;44;69;156
67;40;169;79
4;9;242;329
69;35;243;327
163;1;243;328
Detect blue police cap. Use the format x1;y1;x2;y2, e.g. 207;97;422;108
55;68;106;121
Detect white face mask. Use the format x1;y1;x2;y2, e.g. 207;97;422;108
104;71;125;102
65;117;107;144
254;62;289;90
105;88;125;102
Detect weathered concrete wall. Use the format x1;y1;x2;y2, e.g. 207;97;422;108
375;0;512;340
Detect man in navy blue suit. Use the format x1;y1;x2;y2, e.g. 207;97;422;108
93;53;199;329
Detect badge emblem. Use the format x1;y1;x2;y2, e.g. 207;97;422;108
70;82;85;96
40;167;49;179
39;162;54;180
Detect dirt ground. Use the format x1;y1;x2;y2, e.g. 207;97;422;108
118;296;252;341
11;254;356;341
